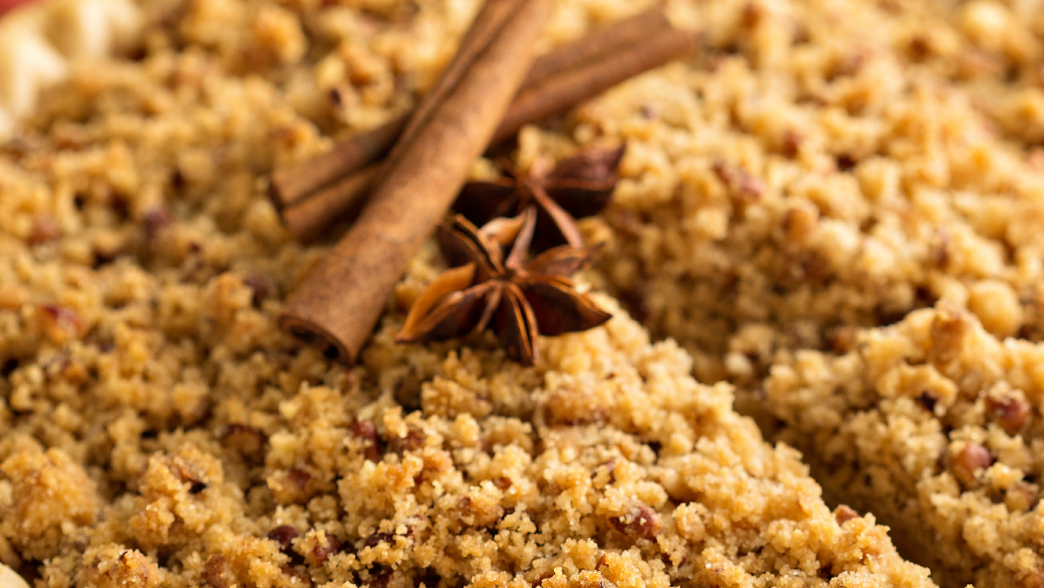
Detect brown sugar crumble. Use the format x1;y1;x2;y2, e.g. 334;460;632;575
576;0;1044;584
4;0;1044;586
589;0;1044;392
763;306;1044;588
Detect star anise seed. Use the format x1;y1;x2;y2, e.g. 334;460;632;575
453;145;626;253
395;207;612;366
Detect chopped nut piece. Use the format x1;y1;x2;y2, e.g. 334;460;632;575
28;214;60;244
220;424;268;463
37;304;87;344
310;532;341;567
141;207;173;240
1021;569;1044;588
202;555;234;588
712;160;764;206
266;526;299;555
953;443;994;487
242;273;275;307
350;420;383;462
834;505;859;523
368;567;393;588
609;505;661;541
386;428;426;454
985;392;1030;435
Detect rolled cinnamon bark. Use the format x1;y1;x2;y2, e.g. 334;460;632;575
278;0;552;362
383;0;526;172
267;8;675;210
492;26;700;144
519;8;669;88
280;164;380;240
278;20;697;243
268;118;402;211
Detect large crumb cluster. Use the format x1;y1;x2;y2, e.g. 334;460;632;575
0;0;943;587
763;306;1044;588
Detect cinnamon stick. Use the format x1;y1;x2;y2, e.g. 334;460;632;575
279;17;697;242
280;164;380;239
269;118;402;211
269;0;525;213
383;0;527;174
278;0;552;363
519;9;669;88
492;26;700;144
268;9;674;210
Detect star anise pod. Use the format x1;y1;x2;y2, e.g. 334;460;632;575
453;144;626;253
395;207;612;366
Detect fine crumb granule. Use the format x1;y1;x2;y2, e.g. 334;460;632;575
764;305;1044;588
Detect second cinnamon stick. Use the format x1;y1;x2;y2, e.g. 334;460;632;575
269;9;675;210
269;118;402;211
280;164;380;239
492;26;700;144
520;9;670;87
280;23;700;242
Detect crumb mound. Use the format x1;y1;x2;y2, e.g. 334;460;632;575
765;305;1044;588
0;0;1007;585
